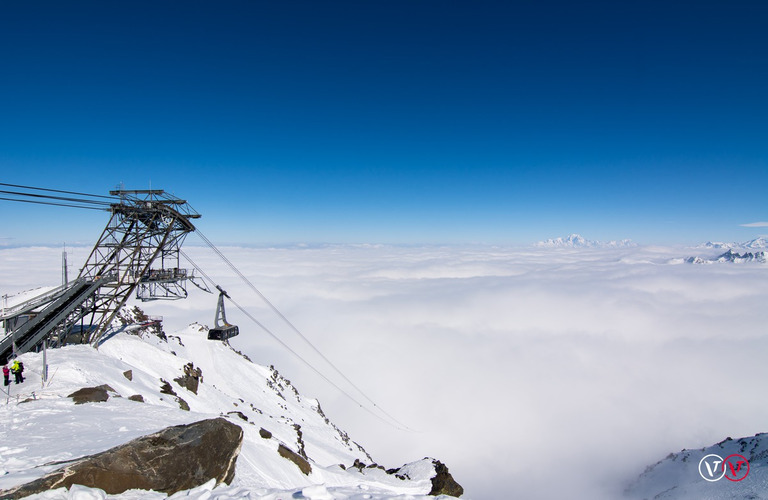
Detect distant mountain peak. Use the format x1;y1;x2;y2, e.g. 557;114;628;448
744;236;768;249
697;236;768;250
535;234;635;248
684;249;767;265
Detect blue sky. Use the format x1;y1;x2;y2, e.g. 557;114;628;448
1;1;766;246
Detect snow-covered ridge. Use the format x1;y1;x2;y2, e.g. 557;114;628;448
682;249;767;265
625;433;768;499
677;237;768;265
0;318;462;499
698;236;768;250
534;233;635;248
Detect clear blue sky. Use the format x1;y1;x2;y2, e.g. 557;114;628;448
1;1;766;246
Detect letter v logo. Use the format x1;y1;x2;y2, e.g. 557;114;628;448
699;454;726;482
705;460;722;477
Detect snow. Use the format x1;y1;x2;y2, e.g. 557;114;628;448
625;434;768;499
682;249;767;265
743;236;768;249
534;233;635;248
697;236;768;251
0;325;448;499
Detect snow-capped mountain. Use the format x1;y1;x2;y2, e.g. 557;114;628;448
684;249;767;265
625;433;768;499
699;241;739;250
0;317;463;499
744;236;768;249
716;249;767;263
697;236;768;250
535;233;635;248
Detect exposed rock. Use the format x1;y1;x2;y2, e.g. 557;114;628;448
429;460;464;497
0;418;243;499
277;444;312;475
293;423;307;459
116;306;166;340
385;465;410;481
352;458;366;471
227;410;248;422
259;428;273;439
159;378;188;410
177;397;190;411
159;379;176;395
174;362;203;395
123;370;133;381
128;394;144;403
67;385;116;405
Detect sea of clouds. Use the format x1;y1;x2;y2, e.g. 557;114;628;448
2;243;767;499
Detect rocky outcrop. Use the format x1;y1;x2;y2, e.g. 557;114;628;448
429;460;464;497
174;362;203;394
159;378;190;411
386;459;464;497
67;385;116;404
278;444;312;476
684;249;767;264
0;418;243;499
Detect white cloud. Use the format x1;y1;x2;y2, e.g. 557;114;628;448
740;221;768;227
3;244;768;499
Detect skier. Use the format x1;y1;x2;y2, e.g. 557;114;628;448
2;364;9;386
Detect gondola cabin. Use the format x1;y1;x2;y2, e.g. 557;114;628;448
208;324;239;341
208;286;239;342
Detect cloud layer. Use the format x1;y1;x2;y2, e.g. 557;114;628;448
3;244;768;499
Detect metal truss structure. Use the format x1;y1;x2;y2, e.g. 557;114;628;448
0;189;200;362
78;189;200;343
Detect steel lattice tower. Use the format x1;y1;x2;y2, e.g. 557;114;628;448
78;189;200;343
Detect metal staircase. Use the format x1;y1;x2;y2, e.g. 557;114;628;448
0;277;115;363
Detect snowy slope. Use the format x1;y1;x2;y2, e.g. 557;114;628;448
625;434;768;499
0;325;457;499
743;236;768;249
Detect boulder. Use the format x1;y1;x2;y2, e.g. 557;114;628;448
67;385;116;404
429;460;464;497
0;418;243;499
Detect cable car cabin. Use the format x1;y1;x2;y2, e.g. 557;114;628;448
208;324;239;341
208;286;239;341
